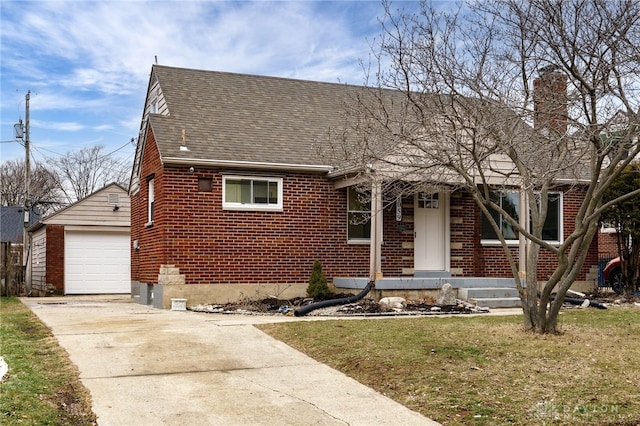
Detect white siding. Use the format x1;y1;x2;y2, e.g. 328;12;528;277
43;184;130;227
30;228;46;293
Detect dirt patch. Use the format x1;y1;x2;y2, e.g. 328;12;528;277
189;294;483;316
189;290;640;316
52;383;97;426
572;291;640;307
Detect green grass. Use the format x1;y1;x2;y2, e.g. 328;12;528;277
0;297;96;425
259;308;640;425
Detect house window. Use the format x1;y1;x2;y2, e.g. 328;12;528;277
147;177;155;226
481;190;562;243
347;187;371;243
150;98;158;114
222;176;283;211
418;192;439;209
149;85;159;114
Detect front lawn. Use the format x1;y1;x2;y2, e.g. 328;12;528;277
259;308;640;425
0;297;96;425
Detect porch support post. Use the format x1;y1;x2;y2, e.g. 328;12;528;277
519;190;527;279
369;180;383;282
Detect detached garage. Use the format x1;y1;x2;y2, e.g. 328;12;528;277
27;183;130;295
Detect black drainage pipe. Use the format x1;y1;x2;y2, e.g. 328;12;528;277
562;296;607;309
542;292;607;310
294;280;375;317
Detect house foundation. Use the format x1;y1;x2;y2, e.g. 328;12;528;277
132;269;596;309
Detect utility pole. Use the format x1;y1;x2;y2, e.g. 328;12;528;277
22;91;31;291
24;90;30;226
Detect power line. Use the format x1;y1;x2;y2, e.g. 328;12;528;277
99;140;134;159
32;145;64;157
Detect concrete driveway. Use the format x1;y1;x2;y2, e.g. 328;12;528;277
22;296;439;426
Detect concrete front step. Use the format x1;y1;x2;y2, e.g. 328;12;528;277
458;287;519;300
458;286;522;308
470;297;522;308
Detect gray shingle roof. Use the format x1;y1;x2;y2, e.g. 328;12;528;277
1;206;40;243
149;65;365;170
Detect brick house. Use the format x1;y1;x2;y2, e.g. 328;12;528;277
130;65;598;308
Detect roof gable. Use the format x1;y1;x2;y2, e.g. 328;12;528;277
39;183;130;227
1;206;40;243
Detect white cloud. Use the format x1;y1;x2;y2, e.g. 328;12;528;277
3;2;381;92
33;120;86;132
93;124;115;132
1;0;389;161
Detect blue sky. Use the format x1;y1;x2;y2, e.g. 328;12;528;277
1;1;420;166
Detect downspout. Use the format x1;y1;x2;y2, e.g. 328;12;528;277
294;179;380;317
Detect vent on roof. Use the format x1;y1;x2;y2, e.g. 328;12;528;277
108;193;119;205
180;128;189;151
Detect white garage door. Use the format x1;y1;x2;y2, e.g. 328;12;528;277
65;231;130;294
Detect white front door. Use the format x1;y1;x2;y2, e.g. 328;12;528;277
414;192;448;271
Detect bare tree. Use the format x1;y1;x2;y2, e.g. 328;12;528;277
0;159;62;215
328;0;640;333
53;145;130;204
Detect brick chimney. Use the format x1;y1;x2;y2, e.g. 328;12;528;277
533;65;568;135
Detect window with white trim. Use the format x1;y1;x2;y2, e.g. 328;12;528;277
222;176;283;211
481;190;562;244
347;187;371;242
147;177;155;225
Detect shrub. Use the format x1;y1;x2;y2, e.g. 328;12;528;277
307;260;330;299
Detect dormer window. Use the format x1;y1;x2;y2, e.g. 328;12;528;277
149;82;159;114
149;97;158;114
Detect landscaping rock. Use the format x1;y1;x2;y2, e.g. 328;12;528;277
437;283;457;305
379;297;406;310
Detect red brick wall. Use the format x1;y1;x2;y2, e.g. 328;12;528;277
133;167;373;284
131;128;374;285
46;225;64;293
450;191;484;276
380;195;414;275
131;127;165;285
131;128;597;285
598;231;619;258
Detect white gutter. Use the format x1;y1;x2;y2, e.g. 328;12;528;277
162;156;334;173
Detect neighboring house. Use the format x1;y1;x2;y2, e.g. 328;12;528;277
27;183;130;295
130;65;598;308
1;205;40;244
1;206;39;295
